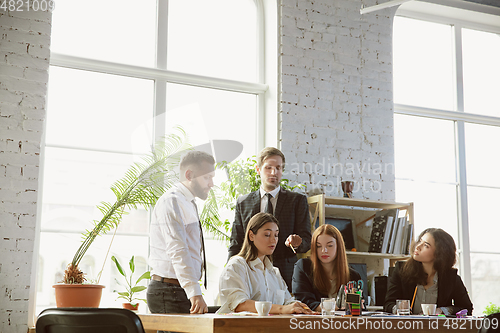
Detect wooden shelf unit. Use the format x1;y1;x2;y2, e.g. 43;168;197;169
305;194;415;295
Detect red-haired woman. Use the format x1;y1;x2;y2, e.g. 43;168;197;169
292;224;361;311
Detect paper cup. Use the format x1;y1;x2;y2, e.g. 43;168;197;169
421;304;437;315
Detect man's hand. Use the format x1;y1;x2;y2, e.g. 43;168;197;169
189;295;208;314
285;234;302;249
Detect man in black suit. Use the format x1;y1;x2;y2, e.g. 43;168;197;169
227;147;311;290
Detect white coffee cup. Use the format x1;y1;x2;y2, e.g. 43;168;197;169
255;301;272;316
421;304;437;315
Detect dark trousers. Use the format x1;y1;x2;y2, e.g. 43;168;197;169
147;280;191;333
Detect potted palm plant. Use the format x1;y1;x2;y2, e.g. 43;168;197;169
111;255;150;311
52;128;190;307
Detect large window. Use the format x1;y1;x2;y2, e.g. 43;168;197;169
393;3;500;314
36;0;272;314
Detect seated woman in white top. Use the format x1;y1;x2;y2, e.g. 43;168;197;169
217;212;315;314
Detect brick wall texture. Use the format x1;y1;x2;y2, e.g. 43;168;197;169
0;4;52;333
279;0;397;201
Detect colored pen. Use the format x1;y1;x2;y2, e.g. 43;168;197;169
410;286;417;312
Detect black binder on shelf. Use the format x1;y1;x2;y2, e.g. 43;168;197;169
368;208;399;253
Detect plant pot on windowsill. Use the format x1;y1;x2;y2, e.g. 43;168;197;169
52;129;189;308
53;283;105;308
112;256;150;312
122;302;139;311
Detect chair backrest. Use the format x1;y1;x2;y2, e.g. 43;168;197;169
36;308;146;333
478;312;500;333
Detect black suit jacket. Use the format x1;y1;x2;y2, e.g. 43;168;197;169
227;188;311;290
384;261;473;315
292;258;362;311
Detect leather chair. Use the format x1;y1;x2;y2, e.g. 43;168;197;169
478;312;500;333
36;308;146;333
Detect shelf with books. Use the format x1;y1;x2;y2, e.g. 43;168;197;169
304;194;414;308
306;194;414;255
305;194;414;279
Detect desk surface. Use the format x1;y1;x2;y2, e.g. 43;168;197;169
139;313;484;333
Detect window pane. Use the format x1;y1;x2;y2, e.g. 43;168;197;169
46;67;154;154
394;114;457;183
462;29;500;117
393;17;454;110
465;123;500;188
164;83;257;157
470;253;500;315
167;0;257;82
467;186;500;253
50;0;156;67
396;180;459;242
40;147;149;231
36;233;149;313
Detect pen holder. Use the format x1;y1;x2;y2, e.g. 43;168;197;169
345;293;362;316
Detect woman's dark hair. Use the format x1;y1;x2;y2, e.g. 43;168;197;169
310;224;350;295
401;228;457;285
237;212;279;265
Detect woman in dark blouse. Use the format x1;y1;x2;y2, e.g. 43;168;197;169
292;224;361;311
384;228;473;315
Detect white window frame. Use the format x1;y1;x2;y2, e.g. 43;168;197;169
29;0;278;326
394;0;500;295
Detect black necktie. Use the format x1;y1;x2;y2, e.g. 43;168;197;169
192;200;207;289
265;193;274;215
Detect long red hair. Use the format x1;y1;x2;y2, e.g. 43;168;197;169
310;224;350;295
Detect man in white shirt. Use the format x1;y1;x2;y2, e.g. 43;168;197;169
147;150;215;319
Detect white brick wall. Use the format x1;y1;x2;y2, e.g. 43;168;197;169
279;0;398;201
0;4;51;333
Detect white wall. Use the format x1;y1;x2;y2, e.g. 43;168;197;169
279;0;397;201
0;5;52;333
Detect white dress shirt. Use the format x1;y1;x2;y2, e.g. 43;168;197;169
259;186;280;213
149;183;203;299
217;255;295;314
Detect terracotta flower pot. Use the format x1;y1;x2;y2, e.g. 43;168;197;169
122;302;139;311
53;284;105;308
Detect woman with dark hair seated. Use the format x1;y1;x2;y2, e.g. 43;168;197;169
292;224;361;311
217;212;314;314
384;228;473;315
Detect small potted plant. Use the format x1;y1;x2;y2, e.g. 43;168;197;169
111;255;151;311
52;128;189;308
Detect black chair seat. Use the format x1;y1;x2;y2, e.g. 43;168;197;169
478;312;500;333
36;308;146;333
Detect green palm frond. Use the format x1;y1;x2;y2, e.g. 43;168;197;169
70;127;191;269
200;189;231;242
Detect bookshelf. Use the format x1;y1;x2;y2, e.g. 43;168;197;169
304;194;415;302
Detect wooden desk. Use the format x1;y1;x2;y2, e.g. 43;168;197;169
138;313;484;333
